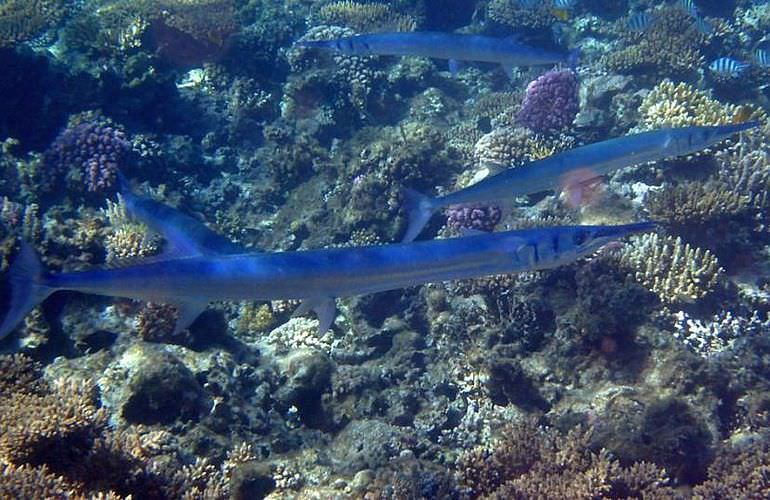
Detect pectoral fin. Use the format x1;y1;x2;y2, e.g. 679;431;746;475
117;173;248;258
172;300;208;335
293;297;337;335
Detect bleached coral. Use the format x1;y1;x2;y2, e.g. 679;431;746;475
265;317;332;354
102;195;160;263
673;311;770;359
619;233;723;304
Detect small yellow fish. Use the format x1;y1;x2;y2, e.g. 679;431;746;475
733;106;753;124
552;8;570;21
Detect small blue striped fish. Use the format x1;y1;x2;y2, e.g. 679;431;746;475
755;48;770;68
517;0;542;8
552;0;573;8
678;0;700;17
709;57;750;78
627;12;654;32
693;16;713;36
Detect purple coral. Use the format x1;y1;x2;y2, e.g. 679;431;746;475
516;69;579;134
446;203;502;233
44;117;130;192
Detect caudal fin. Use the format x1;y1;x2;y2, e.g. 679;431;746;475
0;242;52;340
401;188;437;243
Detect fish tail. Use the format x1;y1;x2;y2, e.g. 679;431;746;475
567;48;581;69
0;241;53;340
401;188;437;243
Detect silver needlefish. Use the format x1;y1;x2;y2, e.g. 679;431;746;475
0;183;655;339
296;32;579;79
709;57;750;78
401;121;759;242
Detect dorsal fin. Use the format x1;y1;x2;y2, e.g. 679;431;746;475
117;173;247;257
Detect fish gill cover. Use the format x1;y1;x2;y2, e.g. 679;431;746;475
0;0;769;498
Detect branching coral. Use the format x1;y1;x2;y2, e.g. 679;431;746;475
618;233;723;304
487;0;556;32
102;195;161;263
313;1;417;32
472;126;574;169
603;7;706;78
456;418;676;498
0;0;65;47
633;80;762;131
692;437;770;497
645;181;750;226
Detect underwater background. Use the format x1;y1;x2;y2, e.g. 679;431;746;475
1;0;770;497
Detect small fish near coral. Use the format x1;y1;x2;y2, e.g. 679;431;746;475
709;57;750;78
0;180;655;341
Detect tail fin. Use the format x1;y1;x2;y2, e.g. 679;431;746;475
0;242;52;340
567;48;581;69
401;188;437;243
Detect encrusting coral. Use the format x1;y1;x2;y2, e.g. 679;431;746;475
618;233;723;304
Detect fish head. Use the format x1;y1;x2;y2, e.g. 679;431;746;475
562;222;657;257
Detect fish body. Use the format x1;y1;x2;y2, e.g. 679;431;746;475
627;12;654;32
0;186;655;339
678;0;700;17
709;57;750;78
755;48;770;67
402;121;759;242
297;32;576;75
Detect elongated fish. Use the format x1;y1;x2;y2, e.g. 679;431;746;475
402;121;759;242
297;32;578;78
0;185;654;339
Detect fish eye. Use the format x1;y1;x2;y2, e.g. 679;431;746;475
572;230;588;246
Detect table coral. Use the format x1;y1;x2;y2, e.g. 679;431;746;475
619;233;723;304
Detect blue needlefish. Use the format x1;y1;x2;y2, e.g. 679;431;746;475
297;32;578;78
709;57;750;78
0;185;654;339
402;121;759;242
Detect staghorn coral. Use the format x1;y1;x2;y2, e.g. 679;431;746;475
603;7;706;78
0;377;107;467
0;463;80;498
692;437;770;498
715;123;770;212
0;353;46;396
618;233;723;304
645;181;750;227
0;0;65;47
313;1;417;33
456;418;676;498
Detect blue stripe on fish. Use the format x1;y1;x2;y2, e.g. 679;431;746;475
627;12;654;32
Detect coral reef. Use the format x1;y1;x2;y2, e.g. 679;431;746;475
618;233;723;304
0;0;65;47
313;1;417;33
487;0;557;32
445;203;502;233
517;70;579;134
43;112;131;193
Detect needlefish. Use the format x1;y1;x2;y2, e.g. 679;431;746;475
0;183;654;339
296;32;578;78
402;121;759;242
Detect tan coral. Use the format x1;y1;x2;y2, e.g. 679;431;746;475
0;0;65;47
645;181;750;226
488;0;555;31
102;196;161;263
314;1;417;32
472;126;574;169
619;233;723;304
